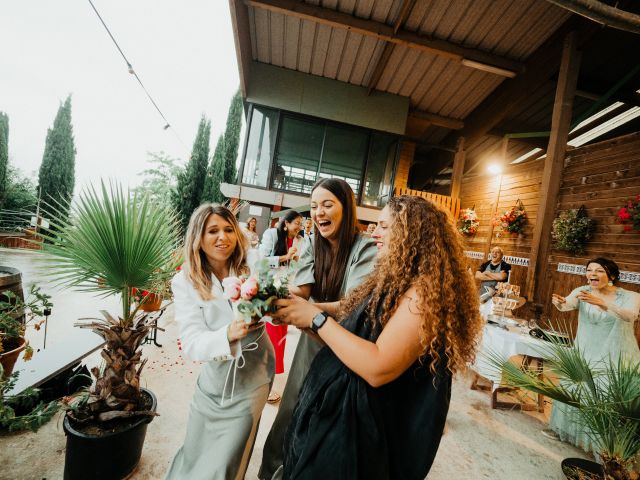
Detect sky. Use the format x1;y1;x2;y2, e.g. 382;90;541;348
0;1;241;191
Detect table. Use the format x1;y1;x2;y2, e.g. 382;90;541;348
470;323;552;411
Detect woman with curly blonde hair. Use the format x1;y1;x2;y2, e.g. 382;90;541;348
272;195;483;479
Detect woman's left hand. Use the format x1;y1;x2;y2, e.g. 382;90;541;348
272;294;322;329
576;290;607;310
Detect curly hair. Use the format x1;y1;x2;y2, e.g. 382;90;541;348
340;195;483;375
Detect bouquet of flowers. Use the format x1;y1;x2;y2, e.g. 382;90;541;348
458;208;480;236
222;259;294;323
495;200;527;235
617;195;640;232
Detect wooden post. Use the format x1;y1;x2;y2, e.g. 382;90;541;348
482;137;509;259
450;137;465;199
526;32;581;301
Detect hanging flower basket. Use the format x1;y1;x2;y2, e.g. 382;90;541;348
458;207;480;236
552;206;594;255
617;195;640;233
494;199;527;236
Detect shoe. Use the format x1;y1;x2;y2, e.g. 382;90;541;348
267;391;281;404
541;428;560;440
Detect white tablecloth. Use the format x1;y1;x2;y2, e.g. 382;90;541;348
472;324;551;387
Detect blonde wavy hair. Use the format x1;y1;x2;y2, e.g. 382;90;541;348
183;203;249;300
340;195;482;375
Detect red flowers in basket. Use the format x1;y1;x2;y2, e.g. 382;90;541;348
617;195;640;233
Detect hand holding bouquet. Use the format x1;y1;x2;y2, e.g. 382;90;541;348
222;259;294;324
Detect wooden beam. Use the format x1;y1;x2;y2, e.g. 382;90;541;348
450;137;465;199
454;16;598;173
526;32;582;302
229;0;253;96
246;0;523;76
366;0;416;94
409;110;464;130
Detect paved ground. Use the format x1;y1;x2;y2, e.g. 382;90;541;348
0;248;591;479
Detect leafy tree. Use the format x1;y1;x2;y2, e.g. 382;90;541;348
222;90;242;184
133;152;182;211
3;166;37;212
0;112;8;207
201;135;225;204
172;115;211;231
37;96;76;213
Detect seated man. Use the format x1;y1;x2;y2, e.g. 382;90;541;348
475;246;511;302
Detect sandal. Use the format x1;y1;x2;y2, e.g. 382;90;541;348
267;391;281;404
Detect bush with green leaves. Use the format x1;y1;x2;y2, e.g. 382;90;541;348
552;207;595;255
0;366;59;432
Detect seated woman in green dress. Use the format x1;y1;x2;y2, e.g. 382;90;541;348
548;257;640;452
271;195;484;479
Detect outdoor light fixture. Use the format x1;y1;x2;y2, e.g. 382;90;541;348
461;59;517;78
488;164;503;175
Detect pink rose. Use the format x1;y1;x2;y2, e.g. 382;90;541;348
222;276;242;301
240;276;259;300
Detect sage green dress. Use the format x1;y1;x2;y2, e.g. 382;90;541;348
258;234;376;480
165;271;275;480
550;286;640;453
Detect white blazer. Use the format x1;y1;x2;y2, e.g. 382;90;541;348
259;228;302;268
171;270;240;362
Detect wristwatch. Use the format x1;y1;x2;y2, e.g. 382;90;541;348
310;311;329;334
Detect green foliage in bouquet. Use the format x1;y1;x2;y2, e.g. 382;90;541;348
552;206;595;255
223;259;295;323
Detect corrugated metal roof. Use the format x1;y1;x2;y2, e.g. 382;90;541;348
248;0;571;126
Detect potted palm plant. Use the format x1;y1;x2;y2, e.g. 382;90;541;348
490;342;640;480
40;182;181;480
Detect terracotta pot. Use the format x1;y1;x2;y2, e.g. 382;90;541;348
0;336;27;378
138;293;162;312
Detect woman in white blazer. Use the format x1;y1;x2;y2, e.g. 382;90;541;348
165;204;275;480
259;210;303;268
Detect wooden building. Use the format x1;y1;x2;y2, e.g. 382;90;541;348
225;0;640;324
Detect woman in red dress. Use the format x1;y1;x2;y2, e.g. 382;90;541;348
259;210;303;402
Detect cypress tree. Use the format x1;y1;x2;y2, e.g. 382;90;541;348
38;96;76;213
202;134;226;204
222;90;243;184
0;112;8;207
173;115;211;231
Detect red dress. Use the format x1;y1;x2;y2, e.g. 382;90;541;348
265;237;291;374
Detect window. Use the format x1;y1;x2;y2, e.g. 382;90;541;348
239;104;398;208
241;106;278;187
317;125;368;194
273;117;323;194
361;133;397;207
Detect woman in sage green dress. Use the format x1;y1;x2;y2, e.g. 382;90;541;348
165;204;274;480
549;257;640;453
258;178;376;480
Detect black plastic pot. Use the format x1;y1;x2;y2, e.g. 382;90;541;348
63;388;157;480
561;457;604;480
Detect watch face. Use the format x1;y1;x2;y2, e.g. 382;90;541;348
312;312;328;332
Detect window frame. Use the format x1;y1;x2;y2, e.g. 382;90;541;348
238;103;399;209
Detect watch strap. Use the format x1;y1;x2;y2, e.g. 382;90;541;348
311;311;329;333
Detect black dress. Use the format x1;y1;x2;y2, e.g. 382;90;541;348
283;299;452;480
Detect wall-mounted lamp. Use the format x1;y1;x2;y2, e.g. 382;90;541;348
488;164;503;175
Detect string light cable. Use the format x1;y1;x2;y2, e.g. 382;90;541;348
86;0;187;148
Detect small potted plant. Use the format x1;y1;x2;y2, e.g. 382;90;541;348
552;206;595;255
458;207;480;236
490;342;640;480
40;181;181;480
495;199;527;237
0;285;52;377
